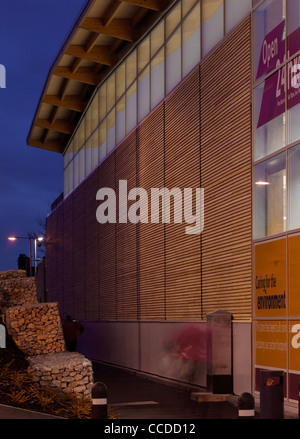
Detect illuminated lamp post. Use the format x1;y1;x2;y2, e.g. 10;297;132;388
34;236;44;273
8;235;43;276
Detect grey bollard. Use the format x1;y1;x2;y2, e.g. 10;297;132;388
238;392;255;418
91;382;108;419
260;370;284;419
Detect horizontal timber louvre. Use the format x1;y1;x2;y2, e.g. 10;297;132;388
46;16;252;322
200;17;252;320
164;68;201;320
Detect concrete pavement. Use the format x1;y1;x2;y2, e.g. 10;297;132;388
92;362;246;419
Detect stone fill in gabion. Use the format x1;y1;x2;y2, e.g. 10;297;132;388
0;273;38;309
28;352;94;398
4;302;65;356
0;269;94;399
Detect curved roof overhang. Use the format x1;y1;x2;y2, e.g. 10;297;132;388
27;0;176;154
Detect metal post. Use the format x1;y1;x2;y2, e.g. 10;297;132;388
29;237;32;277
238;392;255;418
91;382;108;419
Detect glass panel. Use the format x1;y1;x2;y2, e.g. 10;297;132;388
254;152;286;238
288;0;300;57
202;0;224;56
64;152;68;169
166;26;181;94
288;55;300;143
107;108;116;153
116;96;126;144
77;122;85;150
138;65;150;122
116;63;125;101
253;0;285;81
99;84;106;123
166;2;181;39
225;0;251;33
151;21;164;57
254;74;286;160
85;106;92;140
126;49;137;88
151;48;165;109
138;35;150;74
79;146;85;182
91;130;99;169
68;160;74;194
85;138;92;176
182;0;198;17
289;144;300;230
91;96;99;131
64;140;73;166
107;72;115;112
64;166;69;197
99;122;107;161
73;134;79;154
126;81;137;134
182;2;201;77
74;153;79;188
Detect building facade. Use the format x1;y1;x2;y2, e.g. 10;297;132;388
27;0;300;409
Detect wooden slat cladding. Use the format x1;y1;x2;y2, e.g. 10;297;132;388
115;132;138;320
98;151;117;321
84;167;100;320
72;184;86;320
62;195;73;318
137;106;165;320
164;69;201;320
46;16;252;322
200;17;252;320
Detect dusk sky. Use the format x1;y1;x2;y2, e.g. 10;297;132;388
0;0;86;270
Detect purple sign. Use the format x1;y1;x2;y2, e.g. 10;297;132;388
256;20;285;80
257;21;300;128
257;71;285;128
288;26;300;59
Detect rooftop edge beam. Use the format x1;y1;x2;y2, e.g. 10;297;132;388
65;45;116;66
119;0;165;11
35;119;75;135
28;139;65;154
80;18;137;42
43;95;86;112
53;66;101;85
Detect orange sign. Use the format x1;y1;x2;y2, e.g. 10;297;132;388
255;320;287;369
254;239;287;317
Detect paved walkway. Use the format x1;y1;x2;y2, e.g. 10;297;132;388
92;362;245;419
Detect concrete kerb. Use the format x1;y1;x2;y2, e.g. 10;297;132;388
0;403;66;419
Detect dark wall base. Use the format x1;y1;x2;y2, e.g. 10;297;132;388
207;374;233;394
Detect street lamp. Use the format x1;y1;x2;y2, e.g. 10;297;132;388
34;236;44;272
7;235;44;276
8;235;33;276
